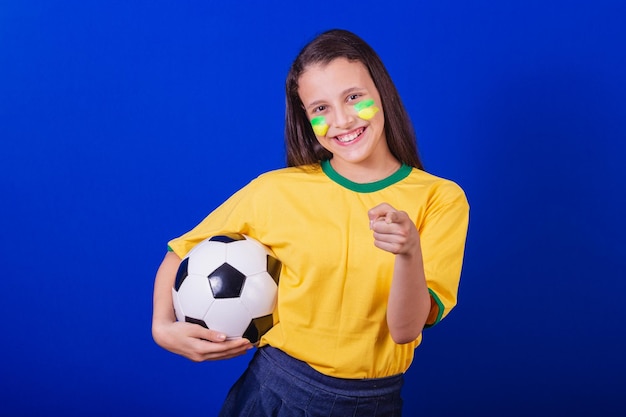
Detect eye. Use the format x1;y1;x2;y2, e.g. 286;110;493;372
313;105;327;113
347;94;361;102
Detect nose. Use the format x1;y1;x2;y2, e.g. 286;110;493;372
332;105;356;129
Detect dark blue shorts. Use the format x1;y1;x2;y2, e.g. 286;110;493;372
219;346;404;416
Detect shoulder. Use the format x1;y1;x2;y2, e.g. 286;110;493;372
406;169;469;207
252;164;324;186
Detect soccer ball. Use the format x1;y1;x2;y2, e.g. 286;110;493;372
172;233;281;343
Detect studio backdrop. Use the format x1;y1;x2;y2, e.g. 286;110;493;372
1;1;625;416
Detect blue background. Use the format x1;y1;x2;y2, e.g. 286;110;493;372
1;1;625;416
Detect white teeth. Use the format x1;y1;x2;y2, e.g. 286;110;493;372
336;128;363;143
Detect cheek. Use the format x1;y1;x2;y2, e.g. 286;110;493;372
358;107;379;120
355;99;380;121
310;116;329;136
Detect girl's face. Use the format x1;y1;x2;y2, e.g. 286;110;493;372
298;58;396;178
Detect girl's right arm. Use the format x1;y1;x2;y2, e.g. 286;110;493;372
151;251;253;362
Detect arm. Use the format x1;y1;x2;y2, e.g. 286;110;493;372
368;204;432;344
152;251;253;361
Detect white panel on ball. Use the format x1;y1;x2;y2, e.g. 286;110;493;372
225;238;268;276
239;273;278;318
204;298;251;339
176;273;216;319
186;243;227;276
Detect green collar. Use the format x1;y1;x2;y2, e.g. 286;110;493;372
321;159;412;193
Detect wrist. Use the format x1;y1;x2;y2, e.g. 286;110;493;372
398;238;422;259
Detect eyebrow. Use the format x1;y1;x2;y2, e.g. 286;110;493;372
304;86;367;111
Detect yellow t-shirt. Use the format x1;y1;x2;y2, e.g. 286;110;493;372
168;161;469;378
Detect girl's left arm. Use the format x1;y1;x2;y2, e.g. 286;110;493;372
368;203;431;344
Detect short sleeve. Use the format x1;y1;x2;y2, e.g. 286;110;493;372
167;178;262;259
418;181;469;326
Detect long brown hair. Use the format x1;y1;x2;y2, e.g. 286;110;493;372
285;29;423;170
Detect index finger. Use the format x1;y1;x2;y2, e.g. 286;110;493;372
368;203;396;220
185;321;227;342
368;203;397;228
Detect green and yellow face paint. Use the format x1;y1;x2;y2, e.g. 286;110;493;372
354;99;380;120
310;116;329;136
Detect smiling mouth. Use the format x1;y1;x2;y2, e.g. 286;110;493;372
335;127;365;143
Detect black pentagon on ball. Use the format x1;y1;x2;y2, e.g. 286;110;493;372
174;257;189;291
185;316;208;328
208;262;247;298
242;314;274;344
209;233;246;243
266;254;282;285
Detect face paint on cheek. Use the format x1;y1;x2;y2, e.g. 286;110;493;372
354;99;380;120
310;116;329;136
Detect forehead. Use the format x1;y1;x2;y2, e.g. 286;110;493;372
298;58;376;101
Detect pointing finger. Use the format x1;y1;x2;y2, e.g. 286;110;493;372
368;203;397;228
368;204;389;221
385;211;397;224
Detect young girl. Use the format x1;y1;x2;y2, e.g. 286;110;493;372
152;29;469;416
